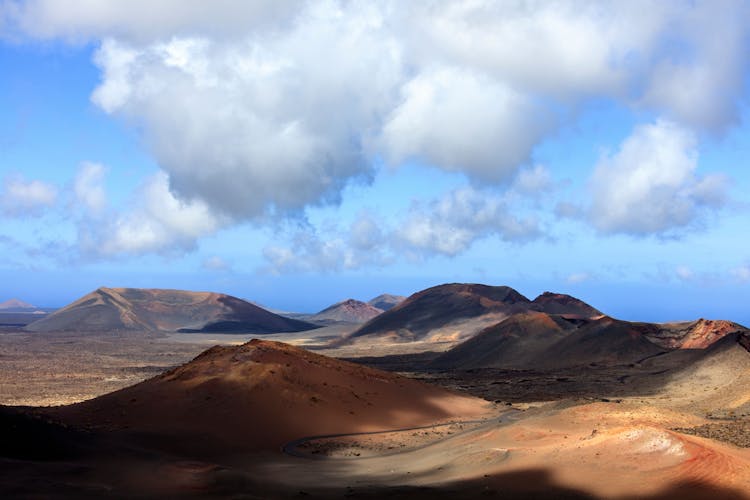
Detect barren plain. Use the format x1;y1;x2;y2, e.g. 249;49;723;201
2;284;750;498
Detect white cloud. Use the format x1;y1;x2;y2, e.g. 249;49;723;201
589;120;727;235
202;255;230;271
380;67;551;182
0;174;58;216
4;1;750;259
396;187;541;257
73;162;107;213
79;172;223;256
731;264;750;283
512;164;554;197
349;212;384;251
638;4;749;131
566;272;592;284
5;0;303;42
263;213;390;274
86;4;399;220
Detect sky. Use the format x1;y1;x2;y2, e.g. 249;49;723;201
0;1;749;322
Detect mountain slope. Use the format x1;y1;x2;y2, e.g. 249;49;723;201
431;313;666;370
367;294;406;311
645;318;749;349
531;292;603;317
347;283;532;343
24;287;318;334
49;340;490;452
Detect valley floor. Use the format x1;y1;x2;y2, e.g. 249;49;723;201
1;330;750;498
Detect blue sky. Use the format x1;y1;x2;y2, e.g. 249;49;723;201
1;1;749;323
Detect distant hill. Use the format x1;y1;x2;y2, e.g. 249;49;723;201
24;287;319;334
310;299;384;323
429;312;665;370
367;294;406;311
0;298;51;327
0;298;37;310
48;339;489;452
345;283;602;344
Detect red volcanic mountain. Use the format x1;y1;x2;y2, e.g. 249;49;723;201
310;299;384;323
346;283;602;343
644;318;748;349
24;287;318;334
48;339;489;453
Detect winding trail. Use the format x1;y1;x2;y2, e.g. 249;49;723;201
282;410;521;460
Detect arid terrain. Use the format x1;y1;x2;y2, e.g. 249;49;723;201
1;283;750;498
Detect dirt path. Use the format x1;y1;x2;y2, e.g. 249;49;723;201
282;410;521;459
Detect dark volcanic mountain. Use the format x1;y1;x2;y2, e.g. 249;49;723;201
531;292;603;317
24;287;318;334
47;339;488;452
367;294;406;311
430;312;665;370
311;299;384;323
346;283;603;344
348;283;532;342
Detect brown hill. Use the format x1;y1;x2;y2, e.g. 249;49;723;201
311;299;384;323
645;318;749;349
49;339;490;453
430;312;665;370
24;287;318;334
347;283;532;343
367;294;406;311
531;291;602;317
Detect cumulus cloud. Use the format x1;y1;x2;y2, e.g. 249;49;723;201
4;0;303;42
7;2;748;204
73;162;107;213
263;213;391;274
512;164;555;197
589;120;727;235
638;4;749;131
0;174;58;216
79;172;223;257
4;1;749;258
86;3;400;221
380;67;551;182
395;187;541;257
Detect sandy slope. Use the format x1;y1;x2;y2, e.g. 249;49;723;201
257;402;750;498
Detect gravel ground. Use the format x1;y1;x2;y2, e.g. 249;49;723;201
674;419;750;447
